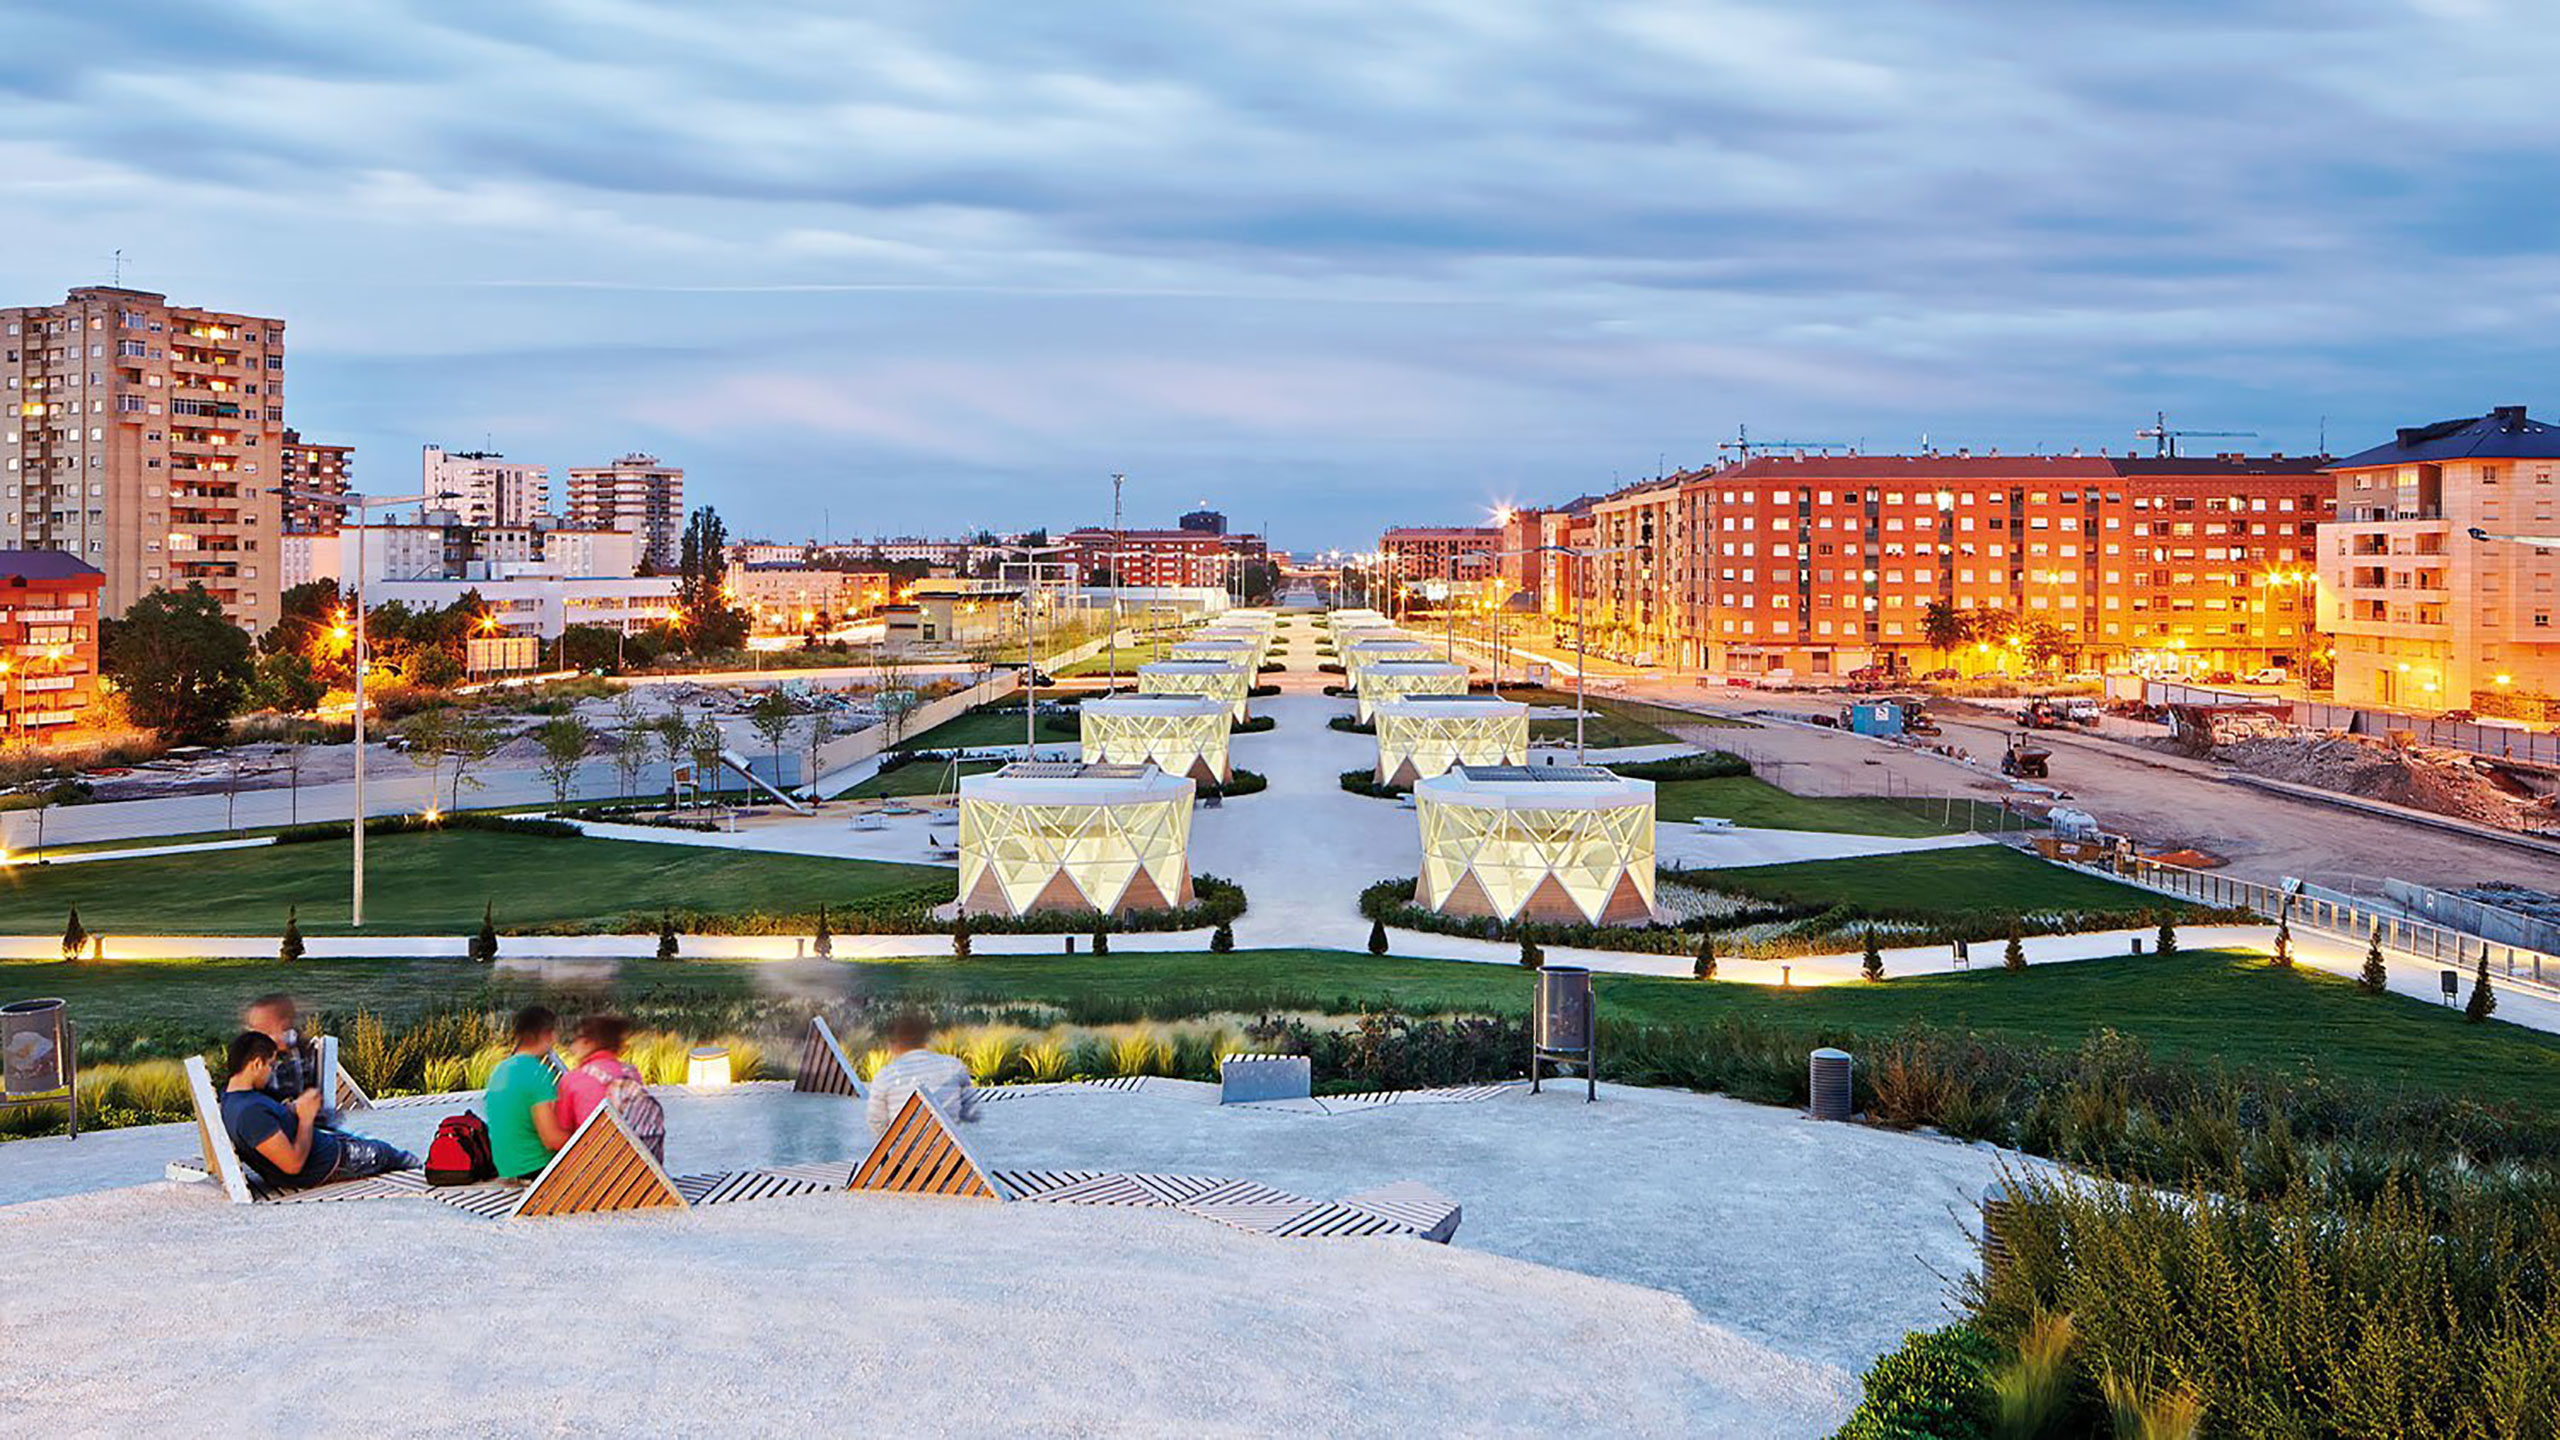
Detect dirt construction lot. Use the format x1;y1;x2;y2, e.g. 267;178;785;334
1636;683;2559;895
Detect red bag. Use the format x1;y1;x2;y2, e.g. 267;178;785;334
425;1112;497;1186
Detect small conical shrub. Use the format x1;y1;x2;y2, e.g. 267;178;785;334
2155;911;2178;959
1210;919;1234;954
62;907;86;962
1367;917;1389;955
2359;928;2389;995
1860;928;1885;982
656;913;679;960
812;905;833;959
2272;914;2293;968
2004;923;2026;972
1693;928;1716;981
1518;932;1543;970
952;910;972;958
470;902;499;963
280;905;306;963
2466;955;2496;1023
1091;923;1109;956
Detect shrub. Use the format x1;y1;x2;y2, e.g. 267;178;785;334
1232;715;1276;734
2465;955;2495;1023
1318;662;1346;674
2004;923;2026;972
951;910;972;959
1603;751;1751;782
2155;910;2178;958
62;907;86;961
1210;920;1234;954
1518;933;1543;969
1207;768;1269;799
2360;929;2388;994
1091;924;1109;956
1327;715;1375;735
812;905;833;959
1861;929;1885;982
272;812;584;845
656;913;678;960
1693;928;1715;981
469;902;499;963
1339;769;1402;799
280;906;305;963
2272;913;2293;968
1834;1325;1995;1440
1247;684;1280;698
1368;917;1389;955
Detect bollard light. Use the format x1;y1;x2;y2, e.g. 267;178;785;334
686;1045;733;1088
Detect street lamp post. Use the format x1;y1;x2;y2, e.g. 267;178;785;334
269;487;430;927
1107;473;1125;694
1489;542;1636;762
1444;549;1494;662
996;543;1072;754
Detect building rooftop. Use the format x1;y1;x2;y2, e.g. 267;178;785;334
2330;406;2560;468
0;552;106;583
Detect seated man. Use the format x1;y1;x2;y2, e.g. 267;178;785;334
242;993;329;1123
484;1005;572;1181
864;1010;981;1138
219;1032;415;1190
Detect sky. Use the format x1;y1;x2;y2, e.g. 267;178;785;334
5;0;2557;552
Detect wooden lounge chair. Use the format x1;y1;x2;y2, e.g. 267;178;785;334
849;1089;1010;1201
511;1103;689;1219
175;1055;427;1206
316;1035;374;1113
789;1016;867;1098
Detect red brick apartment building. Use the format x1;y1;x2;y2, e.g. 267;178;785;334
0;551;105;738
1509;452;2333;676
1058;527;1267;587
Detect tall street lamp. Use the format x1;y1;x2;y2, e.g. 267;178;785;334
267;486;430;927
1493;542;1635;762
1107;472;1125;694
994;542;1071;754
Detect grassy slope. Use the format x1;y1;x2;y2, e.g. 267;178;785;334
1679;845;2157;915
0;830;954;936
15;946;2557;1106
1650;774;1966;836
843;758;1002;799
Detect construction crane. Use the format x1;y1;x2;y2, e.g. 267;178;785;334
2136;411;2258;459
1717;423;1850;462
2469;526;2560;549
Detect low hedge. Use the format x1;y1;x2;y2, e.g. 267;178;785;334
1232;715;1277;734
1339;769;1402;799
950;873;1249;934
274;812;584;845
1248;684;1281;698
1327;715;1374;734
1258;663;1285;674
1831;1326;1996;1440
580;873;1252;939
557;805;722;833
1318;662;1346;674
1207;768;1269;798
1603;751;1748;781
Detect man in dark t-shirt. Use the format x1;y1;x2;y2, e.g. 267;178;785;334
219;1033;414;1191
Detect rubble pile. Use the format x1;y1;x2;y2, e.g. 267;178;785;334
2215;731;2553;830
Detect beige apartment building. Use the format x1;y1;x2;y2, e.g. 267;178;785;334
567;453;684;570
422;444;550;527
2317;407;2560;714
1;285;290;630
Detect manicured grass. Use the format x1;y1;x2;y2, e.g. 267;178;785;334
892;708;1044;751
1499;686;1745;747
1650;774;1967;836
0;829;954;936
843;758;1000;798
16;947;2556;1108
1676;844;2159;916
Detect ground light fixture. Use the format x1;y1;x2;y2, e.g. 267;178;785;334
687;1046;734;1087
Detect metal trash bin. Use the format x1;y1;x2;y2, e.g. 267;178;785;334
1808;1046;1853;1122
1;997;76;1138
1531;965;1595;1102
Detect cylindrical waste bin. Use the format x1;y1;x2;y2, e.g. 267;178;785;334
1534;966;1593;1056
2;997;69;1095
1808;1046;1853;1122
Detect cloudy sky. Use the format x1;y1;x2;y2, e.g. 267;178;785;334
5;0;2555;549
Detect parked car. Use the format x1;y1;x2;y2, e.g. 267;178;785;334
2245;667;2289;685
2202;671;2238;685
1919;668;1959;682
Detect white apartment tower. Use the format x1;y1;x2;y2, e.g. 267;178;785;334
567;453;684;570
0;286;290;630
422;444;550;527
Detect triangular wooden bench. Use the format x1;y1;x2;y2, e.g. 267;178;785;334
316;1035;374;1113
176;1055;428;1206
849;1089;1010;1201
512;1103;689;1219
790;1016;867;1098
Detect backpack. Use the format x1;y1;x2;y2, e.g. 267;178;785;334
425;1111;497;1186
600;1071;666;1163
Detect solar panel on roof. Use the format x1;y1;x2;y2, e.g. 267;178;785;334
1453;764;1616;782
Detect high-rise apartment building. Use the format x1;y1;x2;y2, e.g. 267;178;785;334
566;453;684;570
2317;407;2560;713
280;429;354;534
0;285;289;630
422;444;549;527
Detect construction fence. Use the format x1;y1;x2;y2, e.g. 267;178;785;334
2144;682;2560;768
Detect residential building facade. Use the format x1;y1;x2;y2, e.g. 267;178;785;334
725;562;891;630
368;575;679;639
2316;407;2560;713
1059;526;1267;588
279;430;353;534
565;453;684;569
1;286;290;630
421;444;549;527
0;551;105;738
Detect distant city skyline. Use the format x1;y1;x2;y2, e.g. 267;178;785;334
5;2;2552;549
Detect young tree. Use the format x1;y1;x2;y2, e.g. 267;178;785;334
951;909;972;959
2020;620;2071;673
1091;922;1110;956
674;507;750;652
652;705;692;805
280;905;306;963
2155;910;2179;958
62;906;87;961
1367;917;1389;955
400;706;459;810
470;902;499;963
748;690;799;791
252;651;327;714
102;585;256;742
801;702;837;809
1920;600;1971;663
657;913;680;960
1210;919;1235;954
1517;932;1544;970
1860;928;1885;982
442;709;509;810
1693;927;1716;981
2004;922;2027;972
687;717;727;809
812;904;833;959
2465;954;2496;1023
2271;913;2293;969
609;727;648;802
535;714;594;809
2359;928;2390;995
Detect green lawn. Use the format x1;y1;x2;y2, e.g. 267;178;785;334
1675;844;2159;916
1650;774;1967;836
0;829;954;936
844;758;1000;798
892;708;1047;751
1499;686;1746;747
15;947;2556;1108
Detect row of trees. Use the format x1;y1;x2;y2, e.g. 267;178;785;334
485;688;837;810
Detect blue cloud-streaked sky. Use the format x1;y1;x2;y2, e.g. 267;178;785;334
6;0;2557;550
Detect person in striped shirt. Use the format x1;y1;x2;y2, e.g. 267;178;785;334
865;1010;981;1137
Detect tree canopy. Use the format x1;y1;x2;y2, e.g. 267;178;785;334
102;585;256;742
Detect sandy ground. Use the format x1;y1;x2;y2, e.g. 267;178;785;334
0;1080;2031;1435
